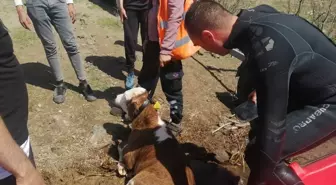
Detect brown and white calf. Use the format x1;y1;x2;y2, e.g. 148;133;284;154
114;87;195;185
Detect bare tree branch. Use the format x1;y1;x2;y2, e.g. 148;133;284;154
321;0;335;30
327;14;336;37
295;0;305;15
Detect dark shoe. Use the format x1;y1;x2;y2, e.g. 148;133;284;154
110;106;123;116
79;83;97;102
166;119;183;136
53;83;67;104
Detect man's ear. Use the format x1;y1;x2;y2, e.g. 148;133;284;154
201;30;215;43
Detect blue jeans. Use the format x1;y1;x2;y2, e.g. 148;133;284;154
26;0;86;82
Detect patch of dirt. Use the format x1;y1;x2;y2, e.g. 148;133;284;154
0;0;335;185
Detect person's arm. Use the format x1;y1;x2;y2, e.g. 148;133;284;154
14;0;33;30
160;0;184;56
117;0;122;9
251;31;296;184
0;117;32;177
66;0;76;23
0;117;45;185
117;0;127;23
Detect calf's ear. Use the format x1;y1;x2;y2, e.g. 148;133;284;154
127;92;149;120
114;94;124;107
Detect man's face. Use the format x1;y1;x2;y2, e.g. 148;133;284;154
189;29;230;56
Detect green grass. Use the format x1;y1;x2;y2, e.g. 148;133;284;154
97;17;120;28
88;3;101;10
10;29;39;47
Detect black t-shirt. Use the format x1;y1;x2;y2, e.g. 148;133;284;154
0;19;29;146
123;0;149;10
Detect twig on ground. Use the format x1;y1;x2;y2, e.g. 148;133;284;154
50;163;64;182
228;114;236;118
229;133;246;171
223;117;245;125
98;143;112;150
212;115;250;133
75;172;117;181
224;117;250;128
212;122;232;134
229;126;238;130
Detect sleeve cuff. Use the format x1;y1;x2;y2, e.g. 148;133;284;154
14;0;24;6
160;49;172;55
66;0;74;4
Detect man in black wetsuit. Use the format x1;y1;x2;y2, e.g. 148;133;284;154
185;1;336;185
0;19;45;185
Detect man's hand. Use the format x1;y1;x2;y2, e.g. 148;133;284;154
16;167;45;185
159;54;172;67
248;90;257;104
67;3;76;24
16;6;33;30
119;7;127;23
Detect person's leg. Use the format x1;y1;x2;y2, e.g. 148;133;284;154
245;104;336;185
49;0;96;101
281;104;336;159
27;1;67;104
124;10;140;89
138;41;160;90
139;9;149;63
160;60;184;134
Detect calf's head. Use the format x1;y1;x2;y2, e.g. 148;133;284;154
114;87;149;121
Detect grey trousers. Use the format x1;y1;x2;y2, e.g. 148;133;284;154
26;0;86;82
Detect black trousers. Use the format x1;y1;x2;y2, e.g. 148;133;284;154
245;104;336;185
123;9;148;72
138;41;184;124
235;63;336;184
0;146;35;185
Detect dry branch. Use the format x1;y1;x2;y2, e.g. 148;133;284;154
295;0;305;15
75;173;117;181
211;116;249;134
212;122;232;134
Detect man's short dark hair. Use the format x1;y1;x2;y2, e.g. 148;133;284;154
185;0;232;37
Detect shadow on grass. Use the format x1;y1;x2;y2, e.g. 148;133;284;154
88;0;119;17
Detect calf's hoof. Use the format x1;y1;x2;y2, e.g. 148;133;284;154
117;163;127;176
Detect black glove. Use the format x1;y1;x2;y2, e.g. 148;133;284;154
234;100;258;122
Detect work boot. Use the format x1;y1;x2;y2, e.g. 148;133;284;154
79;82;97;102
166;119;183;137
53;83;67;104
125;71;135;90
